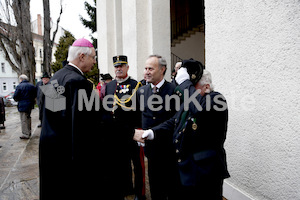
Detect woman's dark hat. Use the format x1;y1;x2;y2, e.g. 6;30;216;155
100;73;113;81
181;58;204;85
41;72;50;79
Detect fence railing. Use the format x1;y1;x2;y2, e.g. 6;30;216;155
171;53;182;70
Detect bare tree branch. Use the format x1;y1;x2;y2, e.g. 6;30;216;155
0;39;20;74
51;2;63;47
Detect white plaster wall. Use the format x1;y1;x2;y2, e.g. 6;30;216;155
122;0;138;79
97;0;117;76
97;0;171;81
205;1;300;200
171;32;205;65
149;0;171;81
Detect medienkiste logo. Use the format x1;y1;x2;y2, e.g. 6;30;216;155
39;80;66;112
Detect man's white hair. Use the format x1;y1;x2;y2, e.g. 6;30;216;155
19;74;29;81
199;70;214;91
67;46;93;61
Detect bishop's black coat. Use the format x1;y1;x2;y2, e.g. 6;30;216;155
151;80;230;199
39;65;101;200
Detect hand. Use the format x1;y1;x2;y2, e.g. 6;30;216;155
133;129;145;143
175;67;190;85
137;142;145;147
142;129;154;140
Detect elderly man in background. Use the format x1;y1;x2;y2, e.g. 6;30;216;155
171;61;182;85
36;72;50;127
13;74;36;139
39;38;100;200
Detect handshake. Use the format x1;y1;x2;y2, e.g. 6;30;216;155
133;129;154;147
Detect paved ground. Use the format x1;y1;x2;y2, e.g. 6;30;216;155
0;107;39;200
0;107;151;200
0;106;226;200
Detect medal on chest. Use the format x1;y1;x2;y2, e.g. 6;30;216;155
192;118;197;130
119;84;130;93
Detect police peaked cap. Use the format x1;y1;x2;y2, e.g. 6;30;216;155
181;58;204;85
113;55;128;66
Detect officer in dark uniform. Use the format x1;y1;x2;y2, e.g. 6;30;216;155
104;55;145;200
134;59;230;200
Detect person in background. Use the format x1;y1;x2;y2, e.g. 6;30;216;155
140;71;149;86
96;74;104;96
171;61;182;85
36;72;50;127
100;73;113;100
0;96;5;129
134;60;230;200
13;74;36;139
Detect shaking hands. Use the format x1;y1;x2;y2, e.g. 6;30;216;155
133;129;154;146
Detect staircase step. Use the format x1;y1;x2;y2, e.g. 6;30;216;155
183;33;192;37
172;24;205;47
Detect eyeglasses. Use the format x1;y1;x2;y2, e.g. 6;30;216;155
89;54;97;61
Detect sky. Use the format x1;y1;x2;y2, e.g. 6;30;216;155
30;0;96;42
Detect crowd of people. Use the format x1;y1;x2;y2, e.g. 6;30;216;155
8;38;230;200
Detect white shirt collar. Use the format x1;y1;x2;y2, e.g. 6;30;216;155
116;75;130;83
68;62;84;75
150;79;165;89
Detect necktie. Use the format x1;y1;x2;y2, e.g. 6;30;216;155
152;86;157;94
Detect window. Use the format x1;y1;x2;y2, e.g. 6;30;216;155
3;82;7;91
13;82;17;89
40;49;42;58
1;63;5;73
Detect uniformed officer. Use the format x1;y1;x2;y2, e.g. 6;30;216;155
134;59;230;200
103;55;145;200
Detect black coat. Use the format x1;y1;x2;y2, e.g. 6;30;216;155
137;81;176;158
0;97;5;124
152;80;230;187
39;65;101;199
103;77;142;198
13;80;36;112
137;81;181;199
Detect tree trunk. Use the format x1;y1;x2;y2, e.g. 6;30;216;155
43;0;51;75
43;0;63;75
12;0;36;83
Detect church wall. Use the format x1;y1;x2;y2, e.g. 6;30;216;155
205;1;300;199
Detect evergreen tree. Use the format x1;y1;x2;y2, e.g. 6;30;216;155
80;0;99;86
80;0;97;48
51;31;75;73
